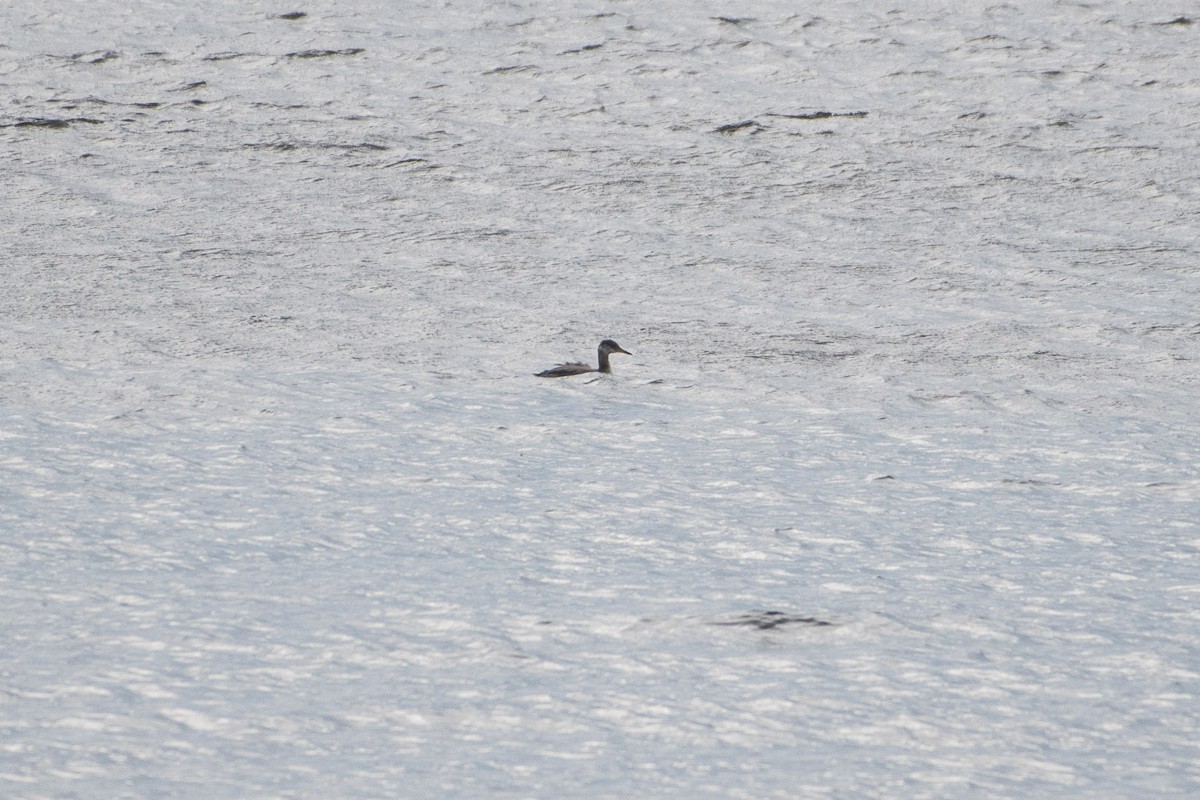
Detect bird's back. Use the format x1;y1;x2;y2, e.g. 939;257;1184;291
536;362;595;378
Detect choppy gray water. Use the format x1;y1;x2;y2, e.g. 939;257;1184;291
2;1;1198;797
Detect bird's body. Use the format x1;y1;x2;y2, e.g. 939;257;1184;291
537;339;632;378
536;361;596;378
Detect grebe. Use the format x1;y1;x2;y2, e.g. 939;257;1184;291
536;339;632;378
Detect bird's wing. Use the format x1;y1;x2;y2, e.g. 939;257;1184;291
536;362;592;377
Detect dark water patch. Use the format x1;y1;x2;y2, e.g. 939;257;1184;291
4;117;103;129
561;43;604;54
711;611;833;630
44;97;163;112
383;157;435;169
328;142;389;152
69;50;119;64
1000;478;1064;487
310;142;390;154
285;48;365;59
47;97;108;108
714;119;763;134
245;141;300;151
203;52;257;61
765;110;868;121
484;64;538;75
276;11;307;20
1153;16;1192;26
243;140;389;154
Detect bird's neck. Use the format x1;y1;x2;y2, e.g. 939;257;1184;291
597;349;612;373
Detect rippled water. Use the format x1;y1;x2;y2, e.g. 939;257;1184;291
2;1;1198;797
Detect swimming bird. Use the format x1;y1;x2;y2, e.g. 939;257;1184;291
536;339;632;378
